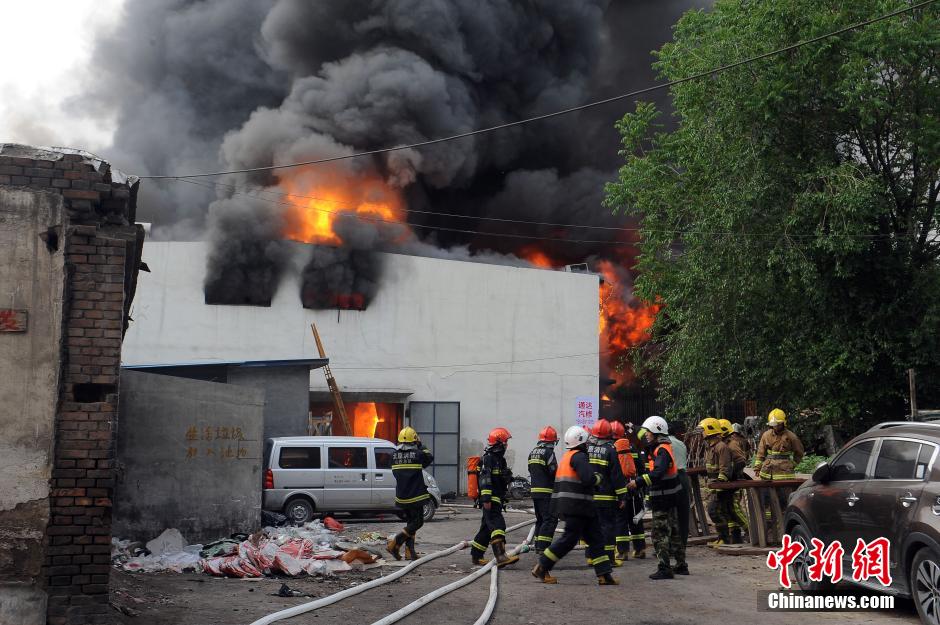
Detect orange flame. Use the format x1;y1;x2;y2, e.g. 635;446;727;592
596;260;659;386
352;402;381;438
518;246;557;269
279;167;407;245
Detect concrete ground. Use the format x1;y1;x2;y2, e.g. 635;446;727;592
109;505;919;625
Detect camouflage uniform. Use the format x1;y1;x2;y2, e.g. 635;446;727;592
651;507;683;570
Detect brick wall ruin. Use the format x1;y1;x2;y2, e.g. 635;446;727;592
0;144;143;625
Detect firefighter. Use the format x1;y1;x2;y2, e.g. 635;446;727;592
588;419;628;567
627;416;687;579
719;418;749;543
528;426;559;553
470;427;520;567
388;426;434;560
531;425;619;586
754;409;804;536
613;421;646;562
700;418;732;546
668;421;690;549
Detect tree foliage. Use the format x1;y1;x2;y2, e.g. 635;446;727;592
605;0;940;426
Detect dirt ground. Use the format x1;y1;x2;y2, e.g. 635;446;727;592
109;505;919;625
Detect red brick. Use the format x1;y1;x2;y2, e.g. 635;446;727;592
57;450;88;459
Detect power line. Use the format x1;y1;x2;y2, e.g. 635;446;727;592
160;175;639;232
138;0;936;180
175;176;926;242
174;177;638;246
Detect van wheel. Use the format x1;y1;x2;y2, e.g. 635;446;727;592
422;501;437;522
912;547;940;625
788;523;831;593
285;498;314;525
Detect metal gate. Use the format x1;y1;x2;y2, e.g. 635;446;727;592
408;401;459;496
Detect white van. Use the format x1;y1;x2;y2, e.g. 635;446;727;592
262;436;442;524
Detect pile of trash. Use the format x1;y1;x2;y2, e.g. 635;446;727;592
112;519;384;579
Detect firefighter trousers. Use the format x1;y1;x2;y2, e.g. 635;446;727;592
539;514;612;576
470;505;507;559
595;506;617;560
399;503;424;537
533;497;558;552
615;493;645;555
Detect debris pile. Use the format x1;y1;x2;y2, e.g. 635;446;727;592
112;519;382;578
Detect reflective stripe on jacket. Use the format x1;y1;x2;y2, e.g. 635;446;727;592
527;442;557;499
479;447;511;505
550;448;596;518
755;428;804;480
392;444;433;506
588;440;628;506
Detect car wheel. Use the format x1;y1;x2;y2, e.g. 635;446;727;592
285;498;314;525
788;523;832;593
912;547;940;625
422;500;436;522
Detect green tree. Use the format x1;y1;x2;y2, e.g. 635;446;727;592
605;0;940;427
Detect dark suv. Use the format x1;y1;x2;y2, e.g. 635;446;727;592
784;421;940;624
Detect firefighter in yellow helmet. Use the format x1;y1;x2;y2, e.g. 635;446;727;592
754;409;804;539
699;418;731;546
718;419;748;543
388;427;434;560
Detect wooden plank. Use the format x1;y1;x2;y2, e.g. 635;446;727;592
746;487;768;547
0;309;27;333
689;475;708;537
707;478;805;489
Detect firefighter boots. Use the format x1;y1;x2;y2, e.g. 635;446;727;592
632;547;646;559
491;539;520;567
471;555;490;566
404;537;419;561
531;563;557;584
597;573;620;585
386;531;408;561
730;528;743;544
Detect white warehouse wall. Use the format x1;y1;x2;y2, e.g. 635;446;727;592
122;241;599;484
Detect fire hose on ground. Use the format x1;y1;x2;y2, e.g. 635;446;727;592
247;517;536;625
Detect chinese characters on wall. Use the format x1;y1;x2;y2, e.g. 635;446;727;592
184;425;250;460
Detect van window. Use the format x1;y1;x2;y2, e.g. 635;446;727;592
375;447;396;469
874;440;924;480
279;447;321;469
829;440;874;481
328;447;367;469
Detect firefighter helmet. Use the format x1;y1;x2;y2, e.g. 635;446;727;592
699;418;722;438
487;427;512;446
591;419;613;440
611;420;626;440
398;426;419;444
641;415;669;435
538;426;559;443
768;408;787;426
717;418;733;435
564;425;590;449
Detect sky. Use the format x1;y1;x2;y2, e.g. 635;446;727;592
0;0;124;151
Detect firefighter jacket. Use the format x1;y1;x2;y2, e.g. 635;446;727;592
527;442;558;499
725;432;749;476
392;443;434;506
642;435;680;511
479;445;511;506
704;436;732;482
588;439;628;507
550;448;599;518
755;427;804;480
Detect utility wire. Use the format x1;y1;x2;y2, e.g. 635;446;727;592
176;175;926;242
175;177;637;245
138;0;936;180
161;175;637;232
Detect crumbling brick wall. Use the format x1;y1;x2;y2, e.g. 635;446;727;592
0;144;143;625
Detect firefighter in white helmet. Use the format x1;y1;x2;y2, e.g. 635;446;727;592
626;416;688;579
531;425;618;586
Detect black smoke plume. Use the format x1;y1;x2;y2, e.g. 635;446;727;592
89;0;710;306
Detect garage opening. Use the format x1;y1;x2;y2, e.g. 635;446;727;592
308;399;404;442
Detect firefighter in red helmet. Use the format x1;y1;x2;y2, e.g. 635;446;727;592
588;419;628;566
528;426;559;553
469;427;519;567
